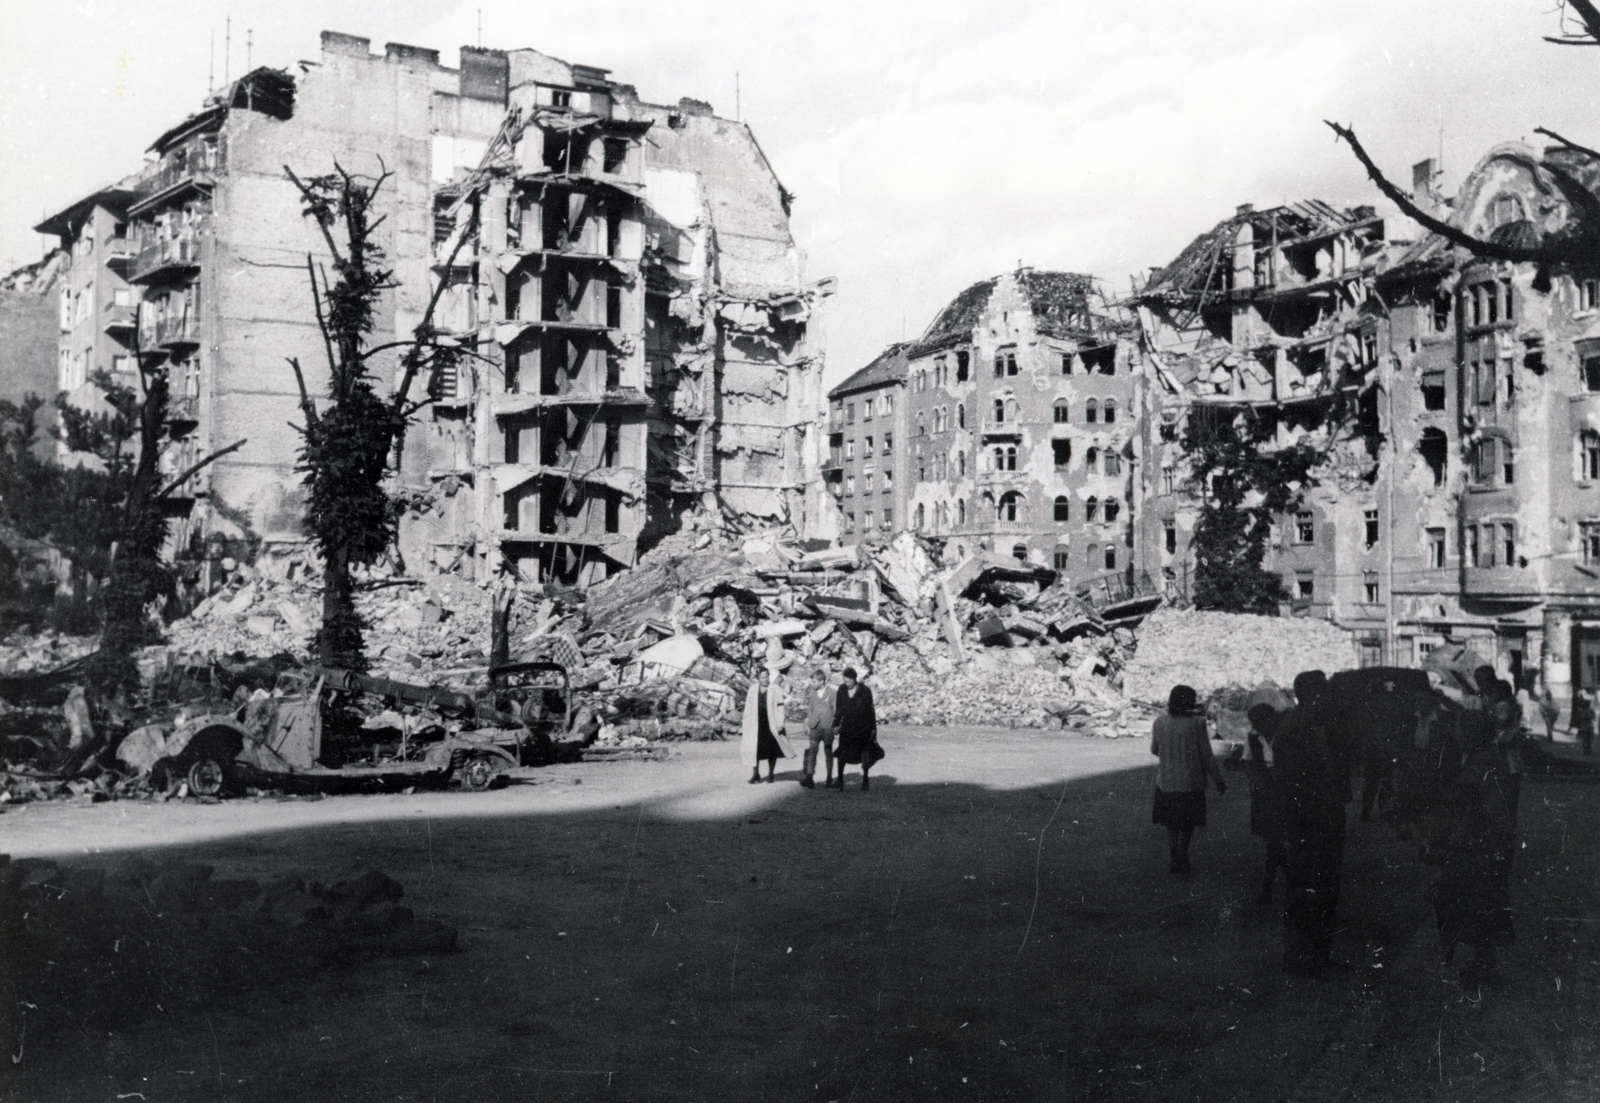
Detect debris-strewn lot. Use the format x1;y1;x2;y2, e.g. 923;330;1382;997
0;730;1593;1103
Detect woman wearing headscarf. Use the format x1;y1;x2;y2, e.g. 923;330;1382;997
1151;684;1226;874
741;668;792;783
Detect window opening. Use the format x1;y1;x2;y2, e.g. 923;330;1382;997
1427;528;1447;568
1053;439;1071;470
1085;399;1098;424
1053;400;1070;424
1086;496;1099;522
1054;495;1070;522
1364;508;1379;549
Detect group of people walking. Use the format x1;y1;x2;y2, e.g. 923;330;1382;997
1151;666;1525;985
740;666;883;790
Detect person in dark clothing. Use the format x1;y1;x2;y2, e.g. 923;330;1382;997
1573;690;1596;756
1150;684;1226;875
833;667;882;790
1245;703;1287;904
1427;707;1517;985
1274;670;1351;977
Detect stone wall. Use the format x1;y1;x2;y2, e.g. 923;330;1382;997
1122;608;1357;703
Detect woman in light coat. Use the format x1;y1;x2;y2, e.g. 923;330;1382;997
741;668;793;783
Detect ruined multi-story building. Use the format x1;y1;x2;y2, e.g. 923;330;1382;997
896;269;1139;584
1134;200;1399;660
824;344;909;545
1135;146;1600;701
31;31;827;584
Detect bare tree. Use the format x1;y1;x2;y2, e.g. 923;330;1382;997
1327;1;1600;288
285;163;475;670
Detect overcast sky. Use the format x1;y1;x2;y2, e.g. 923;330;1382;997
0;0;1590;382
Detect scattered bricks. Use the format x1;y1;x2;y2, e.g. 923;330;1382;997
245;614;279;637
1121;608;1356;703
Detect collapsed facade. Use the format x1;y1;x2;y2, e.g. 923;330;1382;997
31;32;828;585
1135;146;1600;701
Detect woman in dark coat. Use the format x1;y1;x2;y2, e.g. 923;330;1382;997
833;667;883;791
1151;684;1226;874
1246;703;1287;904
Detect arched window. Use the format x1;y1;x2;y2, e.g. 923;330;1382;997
915;503;925;530
957;403;966;429
1003;445;1017;471
917;414;926;437
992;446;1005;471
933;407;944;433
1012;543;1029;562
1085;542;1099;566
1103;451;1121;476
1104;398;1117;424
993;353;1006;379
1086;447;1099;474
957;499;966;525
1085;398;1098;424
1104;545;1117;570
998;491;1024;522
958;451;967;477
1086;496;1099;522
1104;497;1120;522
938;502;949;529
1053;543;1071;570
993;398;1006;424
1053;399;1070;423
1054;495;1070;522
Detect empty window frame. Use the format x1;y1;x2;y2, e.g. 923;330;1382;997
1427;527;1447;568
1364;508;1379;549
1294;511;1315;544
1582;521;1600;564
1163;519;1177;555
915;504;925;531
1054;495;1070;522
997;491;1023;522
1012;543;1029;562
955;351;970;382
1103;398;1117;424
1054;545;1071;570
957;404;966;429
1102;451;1121;477
1085;398;1098;424
1053;439;1072;470
1363;572;1380;603
993;399;1006;424
1584;354;1600;393
1582;431;1600;482
1104;545;1117;570
1086;496;1099;522
1103;497;1120;522
1053;399;1070;423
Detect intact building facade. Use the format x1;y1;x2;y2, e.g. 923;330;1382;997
825;344;909;546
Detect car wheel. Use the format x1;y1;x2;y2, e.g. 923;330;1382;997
188;757;227;797
461;755;497;792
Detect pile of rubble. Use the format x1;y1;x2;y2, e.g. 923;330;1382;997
0;530;1175;800
1121;608;1357;704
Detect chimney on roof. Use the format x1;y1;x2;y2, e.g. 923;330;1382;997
1412;158;1438;196
1236;203;1254;217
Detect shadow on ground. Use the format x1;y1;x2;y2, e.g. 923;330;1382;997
1;738;1596;1103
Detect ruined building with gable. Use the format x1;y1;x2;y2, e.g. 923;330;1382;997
31;30;830;587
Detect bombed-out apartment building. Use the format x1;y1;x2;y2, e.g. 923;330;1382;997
31;31;828;586
1135;144;1600;701
828;270;1141;592
823;344;909;545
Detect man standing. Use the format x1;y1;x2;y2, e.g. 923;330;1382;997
1274;670;1351;977
833;667;882;791
798;667;837;789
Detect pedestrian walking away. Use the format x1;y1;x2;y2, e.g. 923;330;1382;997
833;667;883;790
1274;669;1351;978
1245;703;1287;904
1149;684;1225;875
1573;689;1596;756
798;667;837;789
740;668;792;784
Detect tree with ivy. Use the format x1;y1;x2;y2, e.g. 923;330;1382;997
285;163;472;670
1181;406;1326;615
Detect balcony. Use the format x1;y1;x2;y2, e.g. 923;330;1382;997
980;420;1021;440
1461;565;1542;601
127;145;219;218
103;236;135;271
130;236;201;285
139;308;198;352
1074;570;1162;618
165;395;199;430
102;304;137;340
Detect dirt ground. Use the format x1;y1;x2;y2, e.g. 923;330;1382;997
1;726;1595;1103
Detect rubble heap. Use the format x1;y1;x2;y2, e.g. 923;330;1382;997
1121;608;1356;704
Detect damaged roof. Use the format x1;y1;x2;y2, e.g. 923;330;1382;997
1140;200;1379;306
908;269;1113;355
829;343;909;400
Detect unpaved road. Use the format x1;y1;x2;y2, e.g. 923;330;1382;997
1;726;1595;1102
